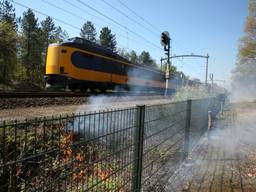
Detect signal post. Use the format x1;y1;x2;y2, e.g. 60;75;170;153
161;31;171;96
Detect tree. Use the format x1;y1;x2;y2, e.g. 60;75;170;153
129;50;138;63
0;21;17;83
53;26;69;42
41;16;56;51
139;51;152;64
116;47;129;60
0;0;17;83
80;21;97;42
20;9;43;85
0;0;16;26
232;0;256;91
99;27;117;51
41;16;56;68
139;51;157;68
161;63;177;74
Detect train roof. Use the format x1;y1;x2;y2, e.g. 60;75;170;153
60;37;163;74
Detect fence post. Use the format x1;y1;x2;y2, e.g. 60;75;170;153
184;100;192;159
132;105;145;192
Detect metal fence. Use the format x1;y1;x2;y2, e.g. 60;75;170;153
0;97;218;192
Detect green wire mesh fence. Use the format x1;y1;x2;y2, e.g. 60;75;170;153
0;97;219;192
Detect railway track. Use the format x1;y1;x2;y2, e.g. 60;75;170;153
0;91;90;98
0;91;161;98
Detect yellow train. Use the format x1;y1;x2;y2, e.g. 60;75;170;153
45;37;179;93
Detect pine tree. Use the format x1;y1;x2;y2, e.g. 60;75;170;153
0;0;17;83
139;51;158;68
0;0;16;26
80;21;97;42
0;21;17;83
54;26;69;42
99;27;117;51
41;16;56;51
232;0;256;91
20;9;43;85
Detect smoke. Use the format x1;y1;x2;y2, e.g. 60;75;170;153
227;104;256;153
125;66;163;93
231;61;256;103
171;84;220;102
165;102;256;190
68;96;126;137
231;79;256;103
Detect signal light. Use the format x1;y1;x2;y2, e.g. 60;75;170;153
161;31;170;47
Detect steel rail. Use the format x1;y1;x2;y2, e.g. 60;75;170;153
0;91;160;98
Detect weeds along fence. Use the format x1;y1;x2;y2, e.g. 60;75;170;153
0;97;218;192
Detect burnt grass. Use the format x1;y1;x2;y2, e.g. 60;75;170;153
165;101;256;191
0;119;132;192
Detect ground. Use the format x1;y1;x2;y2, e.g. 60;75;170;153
0;96;170;121
165;101;256;192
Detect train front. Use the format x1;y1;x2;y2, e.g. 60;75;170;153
45;43;69;89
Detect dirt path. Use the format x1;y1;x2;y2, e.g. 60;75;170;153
165;101;256;191
0;97;170;121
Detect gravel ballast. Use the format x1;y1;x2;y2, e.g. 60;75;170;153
0;96;170;121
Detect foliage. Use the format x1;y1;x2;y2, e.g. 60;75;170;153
18;10;68;87
172;85;213;101
80;21;97;42
99;27;117;51
0;0;17;83
129;50;139;63
139;51;157;68
40;17;68;69
0;1;69;87
0;0;174;88
53;26;69;42
41;16;56;50
232;0;256;90
0;21;17;83
171;83;225;102
19;9;44;86
161;63;177;74
116;47;130;60
0;120;130;192
0;0;16;26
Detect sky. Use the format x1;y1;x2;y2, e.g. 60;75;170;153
12;0;248;88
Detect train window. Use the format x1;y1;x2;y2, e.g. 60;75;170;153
111;61;122;74
71;51;158;77
71;51;94;69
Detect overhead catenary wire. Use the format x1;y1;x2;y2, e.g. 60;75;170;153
12;0;199;72
41;0;123;38
10;0;81;30
41;0;161;52
43;0;162;52
100;0;159;37
116;0;161;33
10;0;155;53
74;0;162;50
61;0;128;35
115;0;194;61
175;57;204;79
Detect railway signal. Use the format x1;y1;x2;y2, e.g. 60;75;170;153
160;31;171;64
161;31;171;96
161;31;170;47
